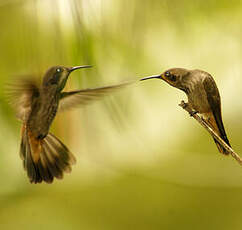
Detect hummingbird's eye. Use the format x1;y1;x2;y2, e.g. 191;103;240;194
56;68;62;73
165;71;176;82
165;71;170;77
49;69;62;85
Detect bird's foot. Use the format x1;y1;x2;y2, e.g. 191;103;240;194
179;100;189;109
37;134;47;139
179;101;198;116
189;110;198;117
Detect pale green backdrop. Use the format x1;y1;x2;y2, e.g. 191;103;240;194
0;0;242;229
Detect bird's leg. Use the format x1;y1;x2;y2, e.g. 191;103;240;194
200;115;211;128
179;100;198;116
179;100;190;109
189;110;198;117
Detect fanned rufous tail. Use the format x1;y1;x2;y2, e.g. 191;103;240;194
20;125;76;183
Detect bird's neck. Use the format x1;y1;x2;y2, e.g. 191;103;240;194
179;71;200;95
39;87;60;107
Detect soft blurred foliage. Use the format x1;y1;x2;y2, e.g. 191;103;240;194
0;0;242;229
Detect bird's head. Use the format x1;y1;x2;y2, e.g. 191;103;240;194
42;65;92;92
140;68;191;92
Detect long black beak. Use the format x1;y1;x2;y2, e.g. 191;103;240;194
69;65;92;73
140;75;162;81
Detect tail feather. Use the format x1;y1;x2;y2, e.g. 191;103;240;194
44;134;74;173
213;138;230;155
47;133;76;165
20;127;76;184
26;131;53;183
42;141;64;179
203;112;231;155
37;151;54;183
26;146;44;183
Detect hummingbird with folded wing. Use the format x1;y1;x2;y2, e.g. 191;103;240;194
141;68;231;155
7;65;131;184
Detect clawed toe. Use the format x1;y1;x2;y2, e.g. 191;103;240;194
189;110;198;116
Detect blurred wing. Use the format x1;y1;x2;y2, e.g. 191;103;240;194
59;81;134;112
6;77;40;121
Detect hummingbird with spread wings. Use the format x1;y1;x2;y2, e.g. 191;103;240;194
8;65;131;184
141;68;231;155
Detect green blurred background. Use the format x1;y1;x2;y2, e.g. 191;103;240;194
0;0;242;229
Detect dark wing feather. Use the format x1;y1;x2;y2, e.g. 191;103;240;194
5;77;40;121
59;81;134;112
203;76;231;147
